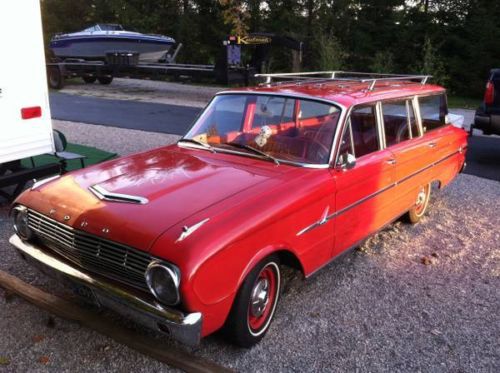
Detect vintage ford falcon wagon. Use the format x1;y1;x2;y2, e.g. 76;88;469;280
10;72;468;347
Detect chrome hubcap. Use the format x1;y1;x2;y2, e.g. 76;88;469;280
250;278;270;318
416;189;426;206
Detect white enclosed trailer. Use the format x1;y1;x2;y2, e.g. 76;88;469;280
0;0;60;199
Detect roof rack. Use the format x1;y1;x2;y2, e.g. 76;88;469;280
254;71;432;91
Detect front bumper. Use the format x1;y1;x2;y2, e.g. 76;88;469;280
9;234;202;346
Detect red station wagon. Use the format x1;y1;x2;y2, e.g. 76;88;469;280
10;72;468;347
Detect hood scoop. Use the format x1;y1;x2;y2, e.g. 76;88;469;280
89;184;149;205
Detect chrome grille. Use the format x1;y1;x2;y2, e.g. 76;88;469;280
27;209;152;292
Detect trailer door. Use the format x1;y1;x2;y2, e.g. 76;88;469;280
0;0;54;164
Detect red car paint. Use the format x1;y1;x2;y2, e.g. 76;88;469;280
14;79;468;339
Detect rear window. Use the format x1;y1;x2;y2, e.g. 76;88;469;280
419;94;448;132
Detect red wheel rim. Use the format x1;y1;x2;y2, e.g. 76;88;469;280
415;185;429;216
247;264;278;334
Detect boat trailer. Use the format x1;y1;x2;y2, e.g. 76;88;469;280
46;33;303;89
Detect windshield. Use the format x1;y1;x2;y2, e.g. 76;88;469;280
183;94;341;165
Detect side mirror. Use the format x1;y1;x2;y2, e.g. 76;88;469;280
337;153;356;170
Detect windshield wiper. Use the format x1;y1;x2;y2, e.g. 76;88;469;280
177;138;215;153
223;142;280;165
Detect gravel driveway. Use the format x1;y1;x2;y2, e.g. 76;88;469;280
0;121;499;372
60;78;220;108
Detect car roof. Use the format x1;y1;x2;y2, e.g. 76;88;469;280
224;80;445;108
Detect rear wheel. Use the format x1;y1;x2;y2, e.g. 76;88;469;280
47;66;64;89
224;255;281;347
406;183;431;224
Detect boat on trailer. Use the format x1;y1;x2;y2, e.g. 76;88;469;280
49;24;175;63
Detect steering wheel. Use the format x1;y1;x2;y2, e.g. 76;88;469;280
396;123;410;143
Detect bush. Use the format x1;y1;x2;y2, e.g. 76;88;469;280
316;31;347;71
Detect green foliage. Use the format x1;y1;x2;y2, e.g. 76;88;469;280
419;37;449;87
315;31;347;71
370;51;395;74
40;0;500;96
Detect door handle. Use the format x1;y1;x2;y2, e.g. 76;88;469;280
386;158;397;165
428;142;437;148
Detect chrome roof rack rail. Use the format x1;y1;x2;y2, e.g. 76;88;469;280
255;71;432;90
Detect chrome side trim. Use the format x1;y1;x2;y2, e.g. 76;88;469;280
89;184;149;205
10;234;202;346
297;150;461;236
297;206;330;236
176;218;210;243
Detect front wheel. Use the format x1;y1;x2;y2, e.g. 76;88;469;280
406;183;431;224
223;255;281;347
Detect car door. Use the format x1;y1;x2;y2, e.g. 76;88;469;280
380;97;434;212
331;104;397;257
418;93;461;185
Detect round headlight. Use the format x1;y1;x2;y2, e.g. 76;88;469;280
145;261;180;305
12;206;32;241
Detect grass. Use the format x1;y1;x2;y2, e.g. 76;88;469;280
21;143;117;172
447;95;482;110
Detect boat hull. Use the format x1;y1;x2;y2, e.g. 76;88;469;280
50;36;174;63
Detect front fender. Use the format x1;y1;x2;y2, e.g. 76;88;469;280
192;242;300;306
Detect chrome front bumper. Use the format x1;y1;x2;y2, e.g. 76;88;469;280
9;234;202;346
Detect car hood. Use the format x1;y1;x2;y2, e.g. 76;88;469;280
19;147;278;252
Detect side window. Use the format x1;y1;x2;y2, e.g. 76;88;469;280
338;105;379;162
350;105;379;157
419;94;448;132
382;100;412;147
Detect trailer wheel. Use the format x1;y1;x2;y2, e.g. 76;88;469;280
97;76;113;85
47;66;64;89
82;76;97;84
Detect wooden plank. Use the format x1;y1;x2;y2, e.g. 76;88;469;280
0;270;233;373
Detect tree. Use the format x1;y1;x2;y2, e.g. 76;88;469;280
419;37;448;86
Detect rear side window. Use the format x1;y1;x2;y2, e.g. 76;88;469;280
382;100;418;147
419;94;448;132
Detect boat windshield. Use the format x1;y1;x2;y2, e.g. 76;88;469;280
98;24;124;31
84;24;124;32
183;94;341;165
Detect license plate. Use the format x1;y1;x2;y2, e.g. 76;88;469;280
69;282;99;306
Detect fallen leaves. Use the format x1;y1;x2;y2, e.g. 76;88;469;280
421;252;440;265
421;256;433;265
0;356;10;366
38;356;50;365
32;335;45;343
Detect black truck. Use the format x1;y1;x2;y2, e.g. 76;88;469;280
473;69;500;136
